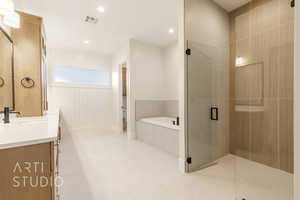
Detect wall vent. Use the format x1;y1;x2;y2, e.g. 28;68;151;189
85;16;98;24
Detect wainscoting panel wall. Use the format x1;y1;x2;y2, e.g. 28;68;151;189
49;85;114;132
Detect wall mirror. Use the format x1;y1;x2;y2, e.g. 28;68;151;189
0;27;14;111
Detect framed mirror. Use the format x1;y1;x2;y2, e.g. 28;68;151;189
0;27;14;111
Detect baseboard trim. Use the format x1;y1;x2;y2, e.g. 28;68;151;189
112;125;122;134
178;157;186;173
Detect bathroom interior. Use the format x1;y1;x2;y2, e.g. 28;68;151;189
0;0;297;200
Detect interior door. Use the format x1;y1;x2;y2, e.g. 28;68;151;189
121;66;127;132
186;41;217;172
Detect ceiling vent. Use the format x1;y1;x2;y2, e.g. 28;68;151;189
85;16;98;24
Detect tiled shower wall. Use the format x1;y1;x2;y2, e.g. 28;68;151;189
229;0;294;173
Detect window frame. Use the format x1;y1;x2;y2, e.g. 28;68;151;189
51;66;112;88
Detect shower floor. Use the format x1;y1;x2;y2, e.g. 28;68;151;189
204;155;293;200
59;129;293;200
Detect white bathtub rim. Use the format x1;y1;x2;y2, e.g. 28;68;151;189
139;117;180;131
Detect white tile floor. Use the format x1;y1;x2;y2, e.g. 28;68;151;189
59;129;293;200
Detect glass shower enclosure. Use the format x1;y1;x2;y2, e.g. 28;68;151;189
186;41;219;172
185;0;294;199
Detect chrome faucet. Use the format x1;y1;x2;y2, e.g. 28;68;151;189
0;107;21;124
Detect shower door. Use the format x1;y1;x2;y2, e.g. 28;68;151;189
186;41;218;172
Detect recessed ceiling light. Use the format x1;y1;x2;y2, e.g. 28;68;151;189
83;40;90;44
168;28;175;34
97;6;105;13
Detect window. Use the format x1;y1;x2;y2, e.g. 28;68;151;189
53;67;110;87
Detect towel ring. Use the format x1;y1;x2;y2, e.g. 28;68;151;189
0;77;4;87
21;77;35;88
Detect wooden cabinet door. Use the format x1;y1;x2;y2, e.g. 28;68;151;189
0;143;52;200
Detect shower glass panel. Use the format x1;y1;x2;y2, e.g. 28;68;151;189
186;41;217;172
185;0;294;198
230;0;294;199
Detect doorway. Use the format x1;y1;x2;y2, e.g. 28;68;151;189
121;63;127;133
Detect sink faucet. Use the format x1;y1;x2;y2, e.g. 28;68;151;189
0;107;21;124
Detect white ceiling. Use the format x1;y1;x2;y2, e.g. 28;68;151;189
214;0;251;11
14;0;179;55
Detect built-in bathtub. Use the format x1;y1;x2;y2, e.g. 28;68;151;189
136;117;179;157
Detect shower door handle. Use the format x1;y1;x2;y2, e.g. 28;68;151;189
211;107;219;121
291;0;295;7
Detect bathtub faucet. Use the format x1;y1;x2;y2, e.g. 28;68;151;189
176;117;179;126
173;117;180;126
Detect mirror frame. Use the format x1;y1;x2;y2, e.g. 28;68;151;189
0;26;15;111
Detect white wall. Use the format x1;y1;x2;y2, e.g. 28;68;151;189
294;3;299;200
126;39;166;139
48;49;114;132
130;39;166;100
177;0;186;172
163;42;180;100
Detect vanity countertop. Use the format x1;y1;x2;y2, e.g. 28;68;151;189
0;110;60;150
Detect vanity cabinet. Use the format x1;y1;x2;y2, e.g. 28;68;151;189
52;127;61;200
0;131;61;200
12;11;48;117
